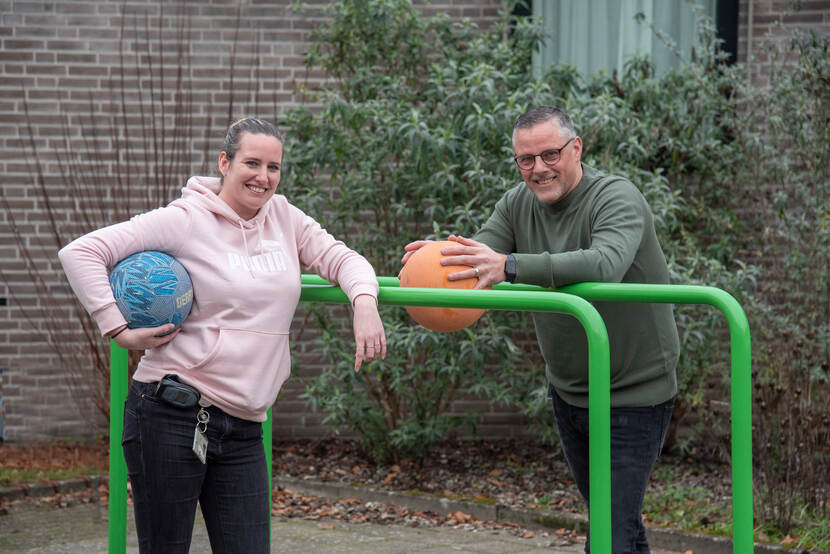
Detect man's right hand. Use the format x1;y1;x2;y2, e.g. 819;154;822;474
401;240;433;265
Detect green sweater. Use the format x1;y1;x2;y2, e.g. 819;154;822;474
475;164;679;408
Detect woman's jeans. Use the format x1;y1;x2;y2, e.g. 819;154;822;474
550;386;674;554
123;380;269;554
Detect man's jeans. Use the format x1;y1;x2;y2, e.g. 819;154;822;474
550;386;674;554
123;380;269;554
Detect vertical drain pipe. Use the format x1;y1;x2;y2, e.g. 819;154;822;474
746;0;754;84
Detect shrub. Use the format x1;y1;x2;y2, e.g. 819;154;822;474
283;0;706;463
284;0;551;463
288;0;829;535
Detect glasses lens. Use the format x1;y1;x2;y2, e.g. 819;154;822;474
540;150;560;165
516;156;534;169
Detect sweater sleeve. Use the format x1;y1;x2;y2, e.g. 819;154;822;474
291;205;378;305
474;193;517;254
547;180;646;286
516;179;647;288
57;205;191;335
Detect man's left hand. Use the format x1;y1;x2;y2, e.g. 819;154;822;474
440;235;507;289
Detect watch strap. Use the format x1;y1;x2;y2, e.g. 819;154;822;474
504;254;517;283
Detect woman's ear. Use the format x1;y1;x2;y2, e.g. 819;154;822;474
218;151;229;176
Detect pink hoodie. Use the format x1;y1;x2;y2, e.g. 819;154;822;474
59;176;378;422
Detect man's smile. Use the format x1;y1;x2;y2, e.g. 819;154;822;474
535;175;557;185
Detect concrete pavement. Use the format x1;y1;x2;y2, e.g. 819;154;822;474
0;475;748;553
1;500;589;553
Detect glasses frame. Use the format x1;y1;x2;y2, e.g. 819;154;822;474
513;137;576;170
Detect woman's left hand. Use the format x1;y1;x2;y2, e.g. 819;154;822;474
352;294;386;372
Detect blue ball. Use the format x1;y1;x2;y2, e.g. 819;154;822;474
109;251;193;332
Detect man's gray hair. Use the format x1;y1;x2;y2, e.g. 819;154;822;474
513;106;576;138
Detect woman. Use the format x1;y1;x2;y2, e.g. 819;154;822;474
59;118;386;553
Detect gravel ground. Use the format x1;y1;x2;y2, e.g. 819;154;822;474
273;437;588;548
272;487;585;548
2;436;740;551
272;438;587;516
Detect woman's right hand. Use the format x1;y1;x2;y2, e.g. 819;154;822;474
109;324;180;350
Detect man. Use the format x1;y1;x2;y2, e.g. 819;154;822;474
403;106;679;553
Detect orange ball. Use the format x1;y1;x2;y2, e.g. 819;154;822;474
399;241;486;332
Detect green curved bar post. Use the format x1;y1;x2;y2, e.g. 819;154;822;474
109;340;128;554
106;349;277;552
305;275;754;553
108;273;752;554
557;282;753;553
264;407;273;542
300;276;613;554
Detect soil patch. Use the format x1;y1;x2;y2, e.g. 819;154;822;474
1;436;733;548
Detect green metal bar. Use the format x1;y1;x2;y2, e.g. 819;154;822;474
300;277;613;554
107;273;753;554
106;348;275;553
108;340;128;554
264;408;273;542
308;275;753;553
264;408;273;490
556;282;754;554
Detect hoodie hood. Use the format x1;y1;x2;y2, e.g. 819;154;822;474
178;176;268;270
179;175;272;229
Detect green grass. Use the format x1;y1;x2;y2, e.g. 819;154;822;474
754;509;830;551
643;481;733;536
536;493;554;507
643;464;830;551
0;466;103;488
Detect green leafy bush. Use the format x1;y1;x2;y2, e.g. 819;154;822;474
286;0;829;537
283;0;723;463
558;13;830;533
285;0;550;464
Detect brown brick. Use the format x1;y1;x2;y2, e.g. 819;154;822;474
22;14;65;27
0;0;824;444
3;39;46;49
56;53;98;66
0;51;34;62
46;40;87;52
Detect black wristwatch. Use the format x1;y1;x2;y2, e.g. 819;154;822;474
504;254;517;283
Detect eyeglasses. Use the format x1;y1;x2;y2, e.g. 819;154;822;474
513;137;575;170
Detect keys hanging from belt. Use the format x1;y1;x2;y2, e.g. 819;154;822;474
192;401;210;464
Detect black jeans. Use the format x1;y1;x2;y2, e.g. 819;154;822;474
122;380;269;554
550;386;674;554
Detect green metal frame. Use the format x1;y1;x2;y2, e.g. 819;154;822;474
553;280;753;554
108;343;128;554
106;274;753;554
304;275;754;553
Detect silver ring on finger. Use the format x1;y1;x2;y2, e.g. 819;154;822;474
474;267;480;277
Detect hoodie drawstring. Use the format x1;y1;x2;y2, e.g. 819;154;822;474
256;220;264;257
238;220;257;279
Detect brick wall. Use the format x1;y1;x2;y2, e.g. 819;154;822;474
2;0;827;444
738;0;830;86
0;0;508;443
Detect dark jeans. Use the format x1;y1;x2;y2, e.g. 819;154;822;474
550;386;674;554
123;380;269;554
